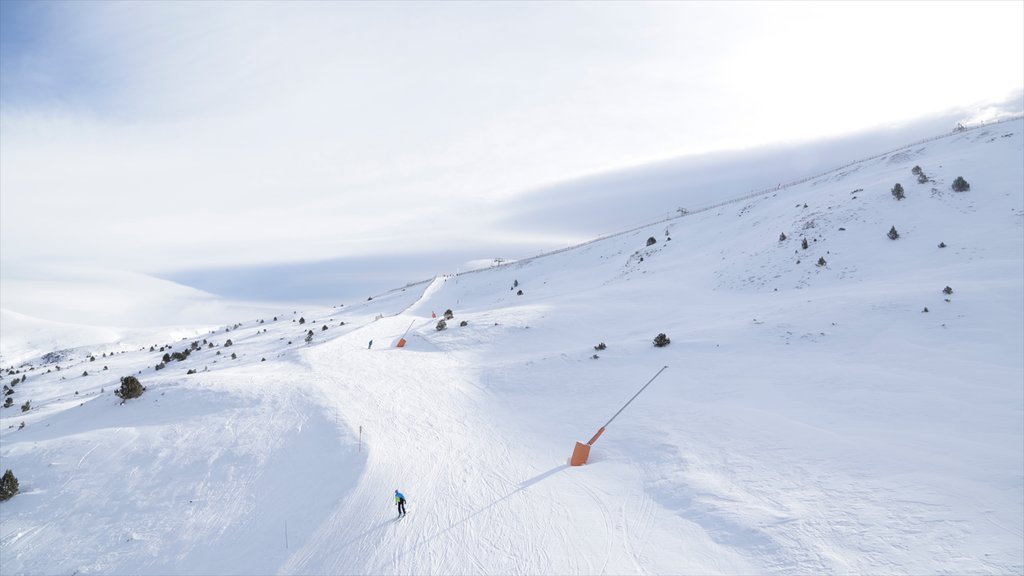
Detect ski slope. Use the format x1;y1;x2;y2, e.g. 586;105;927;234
1;119;1022;574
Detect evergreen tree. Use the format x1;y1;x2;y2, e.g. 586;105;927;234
0;470;19;501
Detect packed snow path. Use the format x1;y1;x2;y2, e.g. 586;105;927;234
280;314;744;575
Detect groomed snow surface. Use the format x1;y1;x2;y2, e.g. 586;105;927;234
2;120;1022;574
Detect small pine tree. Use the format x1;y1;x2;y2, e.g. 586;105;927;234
305;332;313;344
0;470;19;501
816;257;827;267
436;319;447;331
321;324;328;331
888;226;900;240
298;317;306;325
653;333;671;347
891;183;905;200
911;165;923;176
779;232;787;242
646;236;657;247
951;176;970;192
115;376;145;400
21;400;30;412
224;339;233;347
594;342;607;351
3;397;12;408
943;286;954;295
444;309;454;320
801;238;809;250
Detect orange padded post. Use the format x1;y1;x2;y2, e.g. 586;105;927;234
397;338;407;348
570;442;591;466
569;366;668;467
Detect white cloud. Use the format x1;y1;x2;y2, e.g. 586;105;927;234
1;1;1021;274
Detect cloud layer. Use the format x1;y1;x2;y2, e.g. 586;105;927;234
2;2;1022;276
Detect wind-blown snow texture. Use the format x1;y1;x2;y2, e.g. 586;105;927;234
2;120;1022;574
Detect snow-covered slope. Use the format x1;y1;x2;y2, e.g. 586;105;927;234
0;267;299;366
1;119;1022;574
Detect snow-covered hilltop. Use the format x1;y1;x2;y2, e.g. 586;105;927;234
1;119;1022;574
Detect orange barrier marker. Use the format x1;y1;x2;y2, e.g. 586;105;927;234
571;366;668;466
395;320;415;349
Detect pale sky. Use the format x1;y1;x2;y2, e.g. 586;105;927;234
2;1;1022;278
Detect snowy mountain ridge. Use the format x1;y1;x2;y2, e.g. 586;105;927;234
1;119;1022;575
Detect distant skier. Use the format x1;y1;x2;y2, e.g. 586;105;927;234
368;340;373;349
394;489;406;516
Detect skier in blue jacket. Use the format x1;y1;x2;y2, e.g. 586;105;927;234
394;490;406;516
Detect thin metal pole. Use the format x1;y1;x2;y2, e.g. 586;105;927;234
602;366;668;429
401;320;415;339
